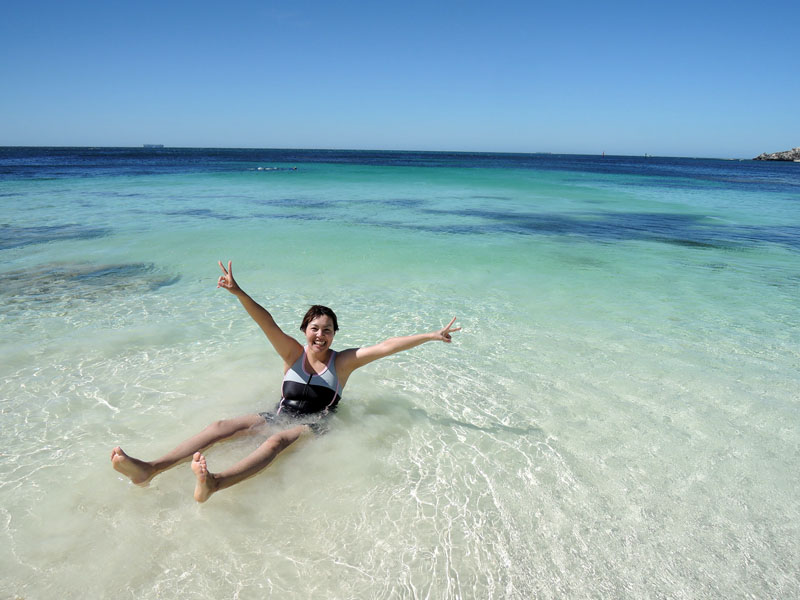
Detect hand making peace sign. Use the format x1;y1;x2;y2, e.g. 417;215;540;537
217;260;241;294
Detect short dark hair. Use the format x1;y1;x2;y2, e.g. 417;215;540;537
300;305;339;332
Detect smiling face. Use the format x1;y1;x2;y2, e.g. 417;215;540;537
303;315;336;353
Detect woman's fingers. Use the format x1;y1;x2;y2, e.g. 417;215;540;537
218;260;234;275
444;317;460;333
217;260;235;288
438;317;460;342
217;260;234;288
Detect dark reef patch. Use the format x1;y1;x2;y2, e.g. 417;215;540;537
416;208;800;250
163;208;243;221
374;198;426;208
256;198;335;210
0;224;110;251
1;262;181;307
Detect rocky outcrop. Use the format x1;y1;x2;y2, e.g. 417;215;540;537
753;147;800;161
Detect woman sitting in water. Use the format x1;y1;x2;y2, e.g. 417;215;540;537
111;260;460;502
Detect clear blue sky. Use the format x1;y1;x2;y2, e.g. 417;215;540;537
1;0;797;157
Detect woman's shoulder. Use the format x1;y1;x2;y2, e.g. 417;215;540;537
333;347;359;370
333;347;357;359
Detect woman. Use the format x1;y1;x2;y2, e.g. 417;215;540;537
111;260;460;502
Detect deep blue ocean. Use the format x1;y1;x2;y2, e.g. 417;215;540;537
2;147;799;599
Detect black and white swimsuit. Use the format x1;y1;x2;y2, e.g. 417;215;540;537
277;347;341;415
259;347;341;433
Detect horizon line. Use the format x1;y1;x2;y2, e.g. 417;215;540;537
0;144;757;161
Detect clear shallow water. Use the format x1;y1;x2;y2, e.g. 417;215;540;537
1;148;799;598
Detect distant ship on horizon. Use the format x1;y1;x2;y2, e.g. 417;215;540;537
143;144;164;149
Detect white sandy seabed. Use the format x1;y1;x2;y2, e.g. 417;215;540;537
2;163;799;598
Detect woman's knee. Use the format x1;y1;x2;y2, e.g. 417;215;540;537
265;433;290;453
267;427;305;452
205;418;248;437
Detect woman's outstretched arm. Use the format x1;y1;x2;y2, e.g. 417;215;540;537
217;260;302;365
336;317;460;382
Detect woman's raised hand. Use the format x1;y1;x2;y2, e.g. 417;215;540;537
435;316;461;343
217;260;241;293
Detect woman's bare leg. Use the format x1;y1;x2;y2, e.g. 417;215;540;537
192;424;309;502
111;414;266;485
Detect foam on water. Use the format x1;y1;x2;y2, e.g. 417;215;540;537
1;150;799;598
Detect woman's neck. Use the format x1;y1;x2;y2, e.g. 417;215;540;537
305;345;332;366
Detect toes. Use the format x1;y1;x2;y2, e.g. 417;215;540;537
191;453;208;477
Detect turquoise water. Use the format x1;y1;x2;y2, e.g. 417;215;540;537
1;149;799;598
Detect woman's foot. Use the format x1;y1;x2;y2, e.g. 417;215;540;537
191;452;218;503
110;447;155;485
